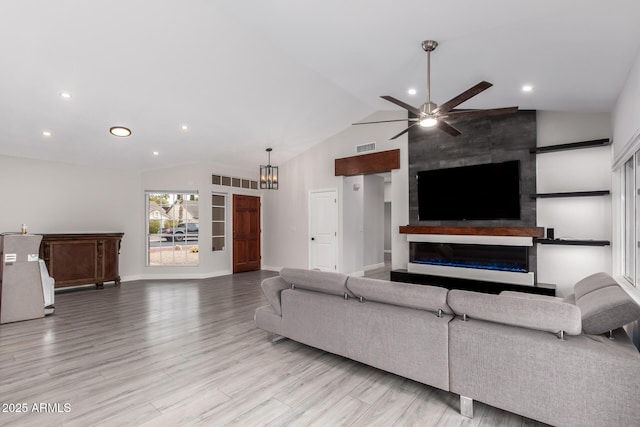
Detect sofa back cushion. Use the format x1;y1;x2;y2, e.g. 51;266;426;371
575;283;640;335
574;272;618;300
346;276;452;314
448;289;582;335
280;268;352;298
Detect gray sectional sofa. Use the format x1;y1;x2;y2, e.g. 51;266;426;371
254;269;640;427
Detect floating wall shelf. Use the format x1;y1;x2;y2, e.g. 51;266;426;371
529;138;611;154
535;238;610;247
531;190;610;199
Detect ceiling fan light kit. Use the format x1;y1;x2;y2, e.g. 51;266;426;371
353;40;518;139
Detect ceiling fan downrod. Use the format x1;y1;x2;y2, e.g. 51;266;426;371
421;40;438;126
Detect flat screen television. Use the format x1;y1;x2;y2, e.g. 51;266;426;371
417;160;521;221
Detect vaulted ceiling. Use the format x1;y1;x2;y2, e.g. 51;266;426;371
1;1;639;171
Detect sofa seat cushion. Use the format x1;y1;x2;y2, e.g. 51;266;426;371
346;298;453;391
575;284;640;335
280;268;352;298
281;289;350;357
449;318;640;427
346;276;452;314
448;289;581;335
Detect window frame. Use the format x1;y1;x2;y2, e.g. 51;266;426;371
145;191;200;267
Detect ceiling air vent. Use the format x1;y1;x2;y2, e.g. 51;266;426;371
356;142;376;153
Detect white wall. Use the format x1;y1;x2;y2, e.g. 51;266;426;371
262;110;409;273
141;161;262;279
536;111;612;296
384;202;392;252
363;174;384;269
0;154;266;283
613;47;640;277
613;49;640;164
0;155;144;281
342;175;363;275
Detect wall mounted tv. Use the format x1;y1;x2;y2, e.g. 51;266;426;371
417;160;521;221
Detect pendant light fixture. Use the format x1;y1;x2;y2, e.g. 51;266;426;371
260;148;278;190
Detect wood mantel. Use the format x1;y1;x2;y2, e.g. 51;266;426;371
399;225;544;237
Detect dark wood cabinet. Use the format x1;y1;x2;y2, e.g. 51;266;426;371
39;233;123;289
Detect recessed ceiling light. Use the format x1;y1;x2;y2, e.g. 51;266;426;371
42;131;51;137
407;88;417;95
60;92;72;99
109;126;131;137
180;124;188;131
153;151;159;156
522;85;533;92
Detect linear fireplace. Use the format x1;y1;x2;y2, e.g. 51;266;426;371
410;242;528;273
403;230;538;286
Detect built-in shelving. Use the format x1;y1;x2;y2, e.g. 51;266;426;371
531;190;610;199
532;137;611;249
529;138;611;154
535;238;610;247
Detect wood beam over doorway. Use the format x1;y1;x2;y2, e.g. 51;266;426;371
335;149;400;176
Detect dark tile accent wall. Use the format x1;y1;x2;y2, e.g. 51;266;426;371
408;110;537;275
409;110;536;226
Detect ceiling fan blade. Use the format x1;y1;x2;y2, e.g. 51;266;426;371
389;123;419;140
380;96;421;116
437;120;462;137
352;118;418;125
434;81;493;114
445;106;518;122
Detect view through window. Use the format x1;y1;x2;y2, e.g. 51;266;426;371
146;191;199;266
622;154;640;287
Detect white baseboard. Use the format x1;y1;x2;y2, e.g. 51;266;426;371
363;262;386;272
261;265;282;272
349;270;365;277
136;269;233;281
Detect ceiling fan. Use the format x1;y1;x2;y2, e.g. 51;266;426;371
353;40;518;139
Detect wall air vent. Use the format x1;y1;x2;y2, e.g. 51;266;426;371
356;142;376;153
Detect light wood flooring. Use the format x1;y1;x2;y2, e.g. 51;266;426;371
0;270;548;426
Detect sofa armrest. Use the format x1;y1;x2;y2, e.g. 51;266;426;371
448;290;582;335
261;276;290;316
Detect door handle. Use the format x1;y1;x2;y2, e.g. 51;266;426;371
311;237;315;241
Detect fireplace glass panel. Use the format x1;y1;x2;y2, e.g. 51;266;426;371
410;242;528;273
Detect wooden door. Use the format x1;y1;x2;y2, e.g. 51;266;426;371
233;194;261;273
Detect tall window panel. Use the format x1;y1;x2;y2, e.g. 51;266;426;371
621;153;640;287
146;191;199;266
211;193;226;251
636;154;640;286
624;158;635;282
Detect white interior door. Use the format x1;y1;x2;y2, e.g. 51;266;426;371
309;190;338;271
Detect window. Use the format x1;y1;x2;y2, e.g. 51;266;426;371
146;192;199;266
622;153;640;287
211;193;226;251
